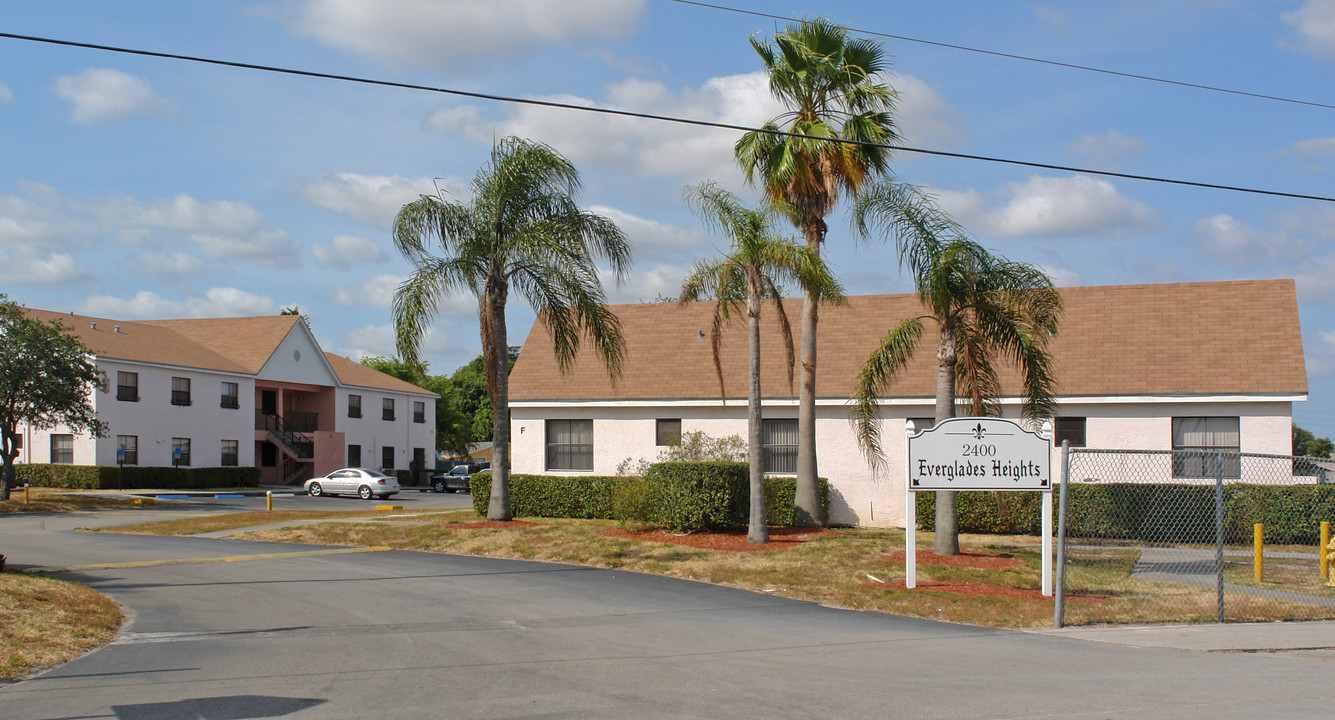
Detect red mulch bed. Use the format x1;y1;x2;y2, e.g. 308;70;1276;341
446;520;544;530
864;579;1109;603
880;549;1025;570
603;526;839;551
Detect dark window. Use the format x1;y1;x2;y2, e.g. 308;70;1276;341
413;401;426;424
1054;417;1087;448
260;389;277;416
546;420;593;471
761;419;798;474
656;419;682;446
382;398;395;421
116;371;139;402
1173;417;1240;478
261;442;277;467
347;444;361;467
117;435;138;465
348;394;361;418
172;437;191;467
220;382;240;409
413;447;426;472
221;440;238;467
50;434;74;464
382;446;395;470
171;376;191;406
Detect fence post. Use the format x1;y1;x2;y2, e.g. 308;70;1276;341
1253;523;1263;583
1215;451;1225;623
1053;440;1070;629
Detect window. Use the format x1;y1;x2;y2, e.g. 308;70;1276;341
220;382;240;409
413;447;426;472
117;435;138;465
656;419;682;446
348;394;362;418
382;446;395;470
260;442;277;467
50;434;74;464
347;444;361;467
546;419;593;471
171;377;191;406
171;437;191;467
1054;417;1087;448
762;419;798;474
1172;417;1240;478
116;371;139;402
382;398;395;421
413;401;426;424
219;440;238;467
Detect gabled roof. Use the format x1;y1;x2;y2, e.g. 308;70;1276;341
21;308;434;395
508;279;1307;403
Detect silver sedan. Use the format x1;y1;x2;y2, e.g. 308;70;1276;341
305;467;401;500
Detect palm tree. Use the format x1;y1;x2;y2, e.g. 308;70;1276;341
393;137;631;521
679;182;845;545
736;17;899;527
850;182;1062;555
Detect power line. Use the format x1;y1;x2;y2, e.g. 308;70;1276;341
670;0;1335;112
1;30;1331;204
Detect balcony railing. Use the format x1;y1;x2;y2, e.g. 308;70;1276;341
220;396;240;409
171;391;192;406
116;386;139;402
285;411;319;433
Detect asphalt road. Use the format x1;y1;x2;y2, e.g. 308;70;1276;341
3;501;1335;719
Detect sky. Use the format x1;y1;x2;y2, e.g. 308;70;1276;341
2;1;1334;438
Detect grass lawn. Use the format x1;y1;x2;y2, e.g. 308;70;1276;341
1;488;141;513
0;573;122;681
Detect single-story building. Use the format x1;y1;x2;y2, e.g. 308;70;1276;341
507;279;1307;527
13;309;438;485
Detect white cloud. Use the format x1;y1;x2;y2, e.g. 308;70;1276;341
1294;255;1335;305
331;273;404;309
892;74;966;150
0;251;90;285
312;234;387;268
935;175;1155;238
1192;214;1311;266
0;84;12;104
1291;137;1335;158
137;252;207;276
294;172;444;228
282;0;644;71
1067;130;1148;165
53;68;173;125
1282;0;1335;61
79;288;278;319
589;205;701;262
1038;265;1083;287
1307;330;1335;378
602;263;691;305
93;193;299;267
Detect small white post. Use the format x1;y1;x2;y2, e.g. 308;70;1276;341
1040;420;1053;597
905;420;916;589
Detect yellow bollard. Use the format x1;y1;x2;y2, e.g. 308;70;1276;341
23;484;30;505
1254;523;1264;583
266;490;272;512
1322;521;1330;580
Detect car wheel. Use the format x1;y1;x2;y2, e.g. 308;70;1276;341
358;485;373;500
308;482;323;497
433;480;446;493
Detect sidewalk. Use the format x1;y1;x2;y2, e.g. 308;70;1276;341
1026;620;1335;652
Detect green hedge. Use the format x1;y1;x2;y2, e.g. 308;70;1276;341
468;463;829;533
14;464;260;490
914;483;1335;544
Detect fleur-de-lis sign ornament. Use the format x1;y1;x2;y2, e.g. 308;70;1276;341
971;423;987;440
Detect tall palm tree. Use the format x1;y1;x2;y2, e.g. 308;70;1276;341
679;182;845;545
736;17;899;527
850;182;1062;555
393;137;631;521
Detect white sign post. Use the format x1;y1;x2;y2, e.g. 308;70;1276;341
905;417;1053;595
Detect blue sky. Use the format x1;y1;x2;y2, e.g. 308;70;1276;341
2;1;1334;438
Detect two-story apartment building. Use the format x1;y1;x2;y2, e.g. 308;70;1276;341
14;310;437;485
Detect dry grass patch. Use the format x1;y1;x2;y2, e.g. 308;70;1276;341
1;489;139;513
91;508;465;536
0;573;122;681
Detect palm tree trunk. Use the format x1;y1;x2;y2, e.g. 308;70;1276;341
934;321;959;555
747;297;768;545
487;289;512;522
794;227;823;527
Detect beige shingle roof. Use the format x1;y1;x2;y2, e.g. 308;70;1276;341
508;279;1307;402
21;308;433;395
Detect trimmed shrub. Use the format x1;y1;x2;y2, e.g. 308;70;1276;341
611;478;655;529
762;476;831;527
643;461;749;532
14;464;260;490
468;472;632;519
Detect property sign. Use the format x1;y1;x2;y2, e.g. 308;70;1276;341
907;417;1050;491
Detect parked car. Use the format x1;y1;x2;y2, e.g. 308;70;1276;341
430;464;478;493
305;467;400;500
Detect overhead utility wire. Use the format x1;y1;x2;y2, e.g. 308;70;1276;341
670;0;1335;112
2;31;1331;204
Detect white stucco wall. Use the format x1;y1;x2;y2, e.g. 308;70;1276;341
335;386;436;472
511;398;1297;528
257;325;340;386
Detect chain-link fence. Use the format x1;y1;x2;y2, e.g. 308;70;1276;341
1054;448;1335;627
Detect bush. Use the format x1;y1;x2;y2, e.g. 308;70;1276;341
643;461;749;532
611;479;655;529
14;464;260;490
468;471;632;519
